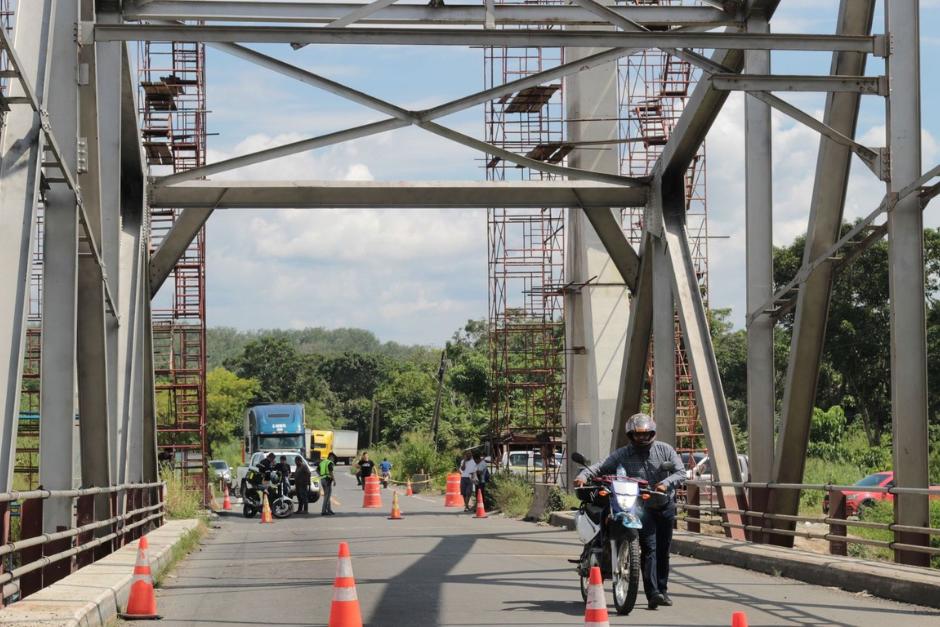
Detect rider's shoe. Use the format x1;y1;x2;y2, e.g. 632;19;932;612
659;593;673;607
648;593;666;610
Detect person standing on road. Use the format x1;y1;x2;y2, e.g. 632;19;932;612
294;456;311;514
573;413;685;611
356;452;375;491
459;451;477;512
473;453;490;507
319;453;336;515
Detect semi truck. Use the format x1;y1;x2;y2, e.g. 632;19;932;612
304;429;359;464
235;403;307;494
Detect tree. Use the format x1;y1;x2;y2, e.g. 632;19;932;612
225;337;319;404
773;224;940;445
206;367;260;449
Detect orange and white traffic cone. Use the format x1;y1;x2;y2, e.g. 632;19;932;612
119;536;161;620
731;611;749;627
388;491;403;520
329;542;363;627
222;484;232;511
260;491;274;523
406;480;413;496
583;566;609;627
473;489;487;518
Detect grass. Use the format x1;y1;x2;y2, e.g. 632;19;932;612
161;467;205;520
487;472;534;518
153;521;208;588
211;439;245;472
799;457;864;516
845;500;940;568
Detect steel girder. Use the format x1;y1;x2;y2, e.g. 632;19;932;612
0;0;55;493
40;0;81;532
767;0;875;545
886;0;930;566
123;1;732;27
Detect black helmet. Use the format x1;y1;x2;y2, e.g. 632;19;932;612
625;413;657;449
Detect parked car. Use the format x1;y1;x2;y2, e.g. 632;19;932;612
236;450;321;503
691;454;750;504
822;471;940;517
209;459;233;488
681;451;707;479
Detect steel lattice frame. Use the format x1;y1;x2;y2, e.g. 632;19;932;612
0;0;936;575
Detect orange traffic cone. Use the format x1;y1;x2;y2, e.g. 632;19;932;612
473;489;487;518
119;536;160;620
731;612;749;627
222;484;232;511
260;491;274;523
444;472;462;507
362;475;382;508
583;566;609;627
406;480;413;496
329;542;363;627
388;491;403;520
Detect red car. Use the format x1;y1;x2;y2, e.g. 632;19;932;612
823;471;940;517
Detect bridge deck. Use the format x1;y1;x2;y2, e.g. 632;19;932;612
136;473;940;626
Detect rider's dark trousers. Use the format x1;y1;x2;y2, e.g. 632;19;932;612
639;504;676;599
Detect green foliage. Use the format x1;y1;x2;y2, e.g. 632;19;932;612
846;500;940;568
488;472;534;518
212;438;245;471
546;486;580;514
161;466;204;520
799;456;863;512
807;406;848;459
206;367;260;450
396;432;455;477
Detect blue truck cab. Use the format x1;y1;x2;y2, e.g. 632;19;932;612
244;403;306;458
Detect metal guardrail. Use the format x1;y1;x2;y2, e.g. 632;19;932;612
679;479;940;562
0;482;166;607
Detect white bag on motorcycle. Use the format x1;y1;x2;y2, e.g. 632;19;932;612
575;511;600;543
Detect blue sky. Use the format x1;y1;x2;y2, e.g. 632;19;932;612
185;1;940;345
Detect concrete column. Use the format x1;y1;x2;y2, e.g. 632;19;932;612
745;14;775;485
886;0;930;566
563;3;628;462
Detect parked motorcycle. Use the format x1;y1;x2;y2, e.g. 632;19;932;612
242;467;294;519
570;452;674;615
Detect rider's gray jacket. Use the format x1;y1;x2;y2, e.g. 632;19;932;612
575;441;686;495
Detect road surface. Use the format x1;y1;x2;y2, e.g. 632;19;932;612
136;471;940;626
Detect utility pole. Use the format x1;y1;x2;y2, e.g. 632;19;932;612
431;350;448;445
368;396;376;447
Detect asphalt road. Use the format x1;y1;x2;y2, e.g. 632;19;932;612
138;471;940;626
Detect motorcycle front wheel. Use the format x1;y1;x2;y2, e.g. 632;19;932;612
242;504;256;518
612;537;640;615
272;498;294;518
579;550;600;602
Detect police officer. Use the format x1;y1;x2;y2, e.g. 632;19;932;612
573;413;685;610
318;453;336;516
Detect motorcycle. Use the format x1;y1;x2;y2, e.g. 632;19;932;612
241;467;294;519
380;470;391;489
570;452;674;615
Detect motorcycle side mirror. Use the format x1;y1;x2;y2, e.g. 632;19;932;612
571;452;587;466
660;461;676;472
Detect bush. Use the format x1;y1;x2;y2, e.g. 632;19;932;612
488;472;533;518
547;486;580;513
800;457;863;513
161;467;204;520
845;500;940;569
397;432;455;478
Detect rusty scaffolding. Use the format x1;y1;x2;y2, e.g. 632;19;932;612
485;2;566;476
138;40;209;500
618;0;708;465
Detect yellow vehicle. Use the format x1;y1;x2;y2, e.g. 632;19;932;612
307;429;333;462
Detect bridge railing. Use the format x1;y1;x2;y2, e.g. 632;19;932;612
679;479;940;564
0;482;165;606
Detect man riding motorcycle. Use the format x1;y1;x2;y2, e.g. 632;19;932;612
574;413;685;610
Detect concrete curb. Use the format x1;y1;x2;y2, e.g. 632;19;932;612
0;519;201;626
546;511;940;609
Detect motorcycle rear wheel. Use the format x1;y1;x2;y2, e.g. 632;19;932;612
579;551;600;602
612;538;640;615
242;504;256;518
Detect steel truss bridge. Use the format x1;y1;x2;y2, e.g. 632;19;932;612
0;0;938;605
